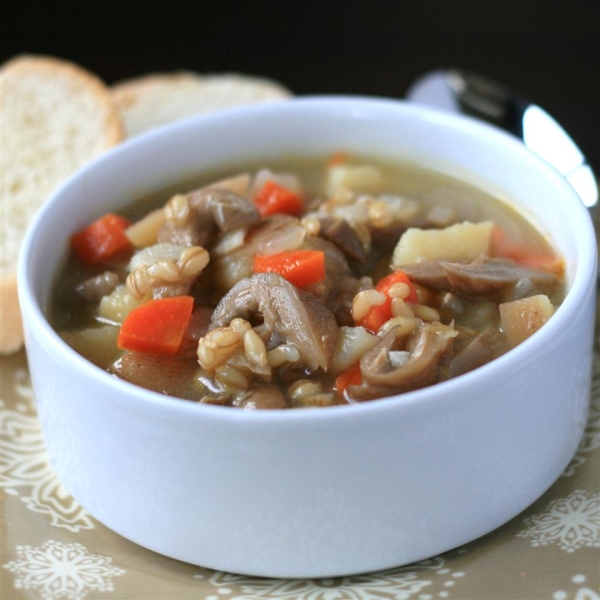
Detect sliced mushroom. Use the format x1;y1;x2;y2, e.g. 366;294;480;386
397;261;449;291
204;189;259;232
402;256;559;302
210;272;339;372
348;321;457;400
441;256;559;301
447;327;506;378
158;192;212;247
76;271;120;303
323;218;368;263
158;188;259;248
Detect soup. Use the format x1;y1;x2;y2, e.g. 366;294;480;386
51;154;565;408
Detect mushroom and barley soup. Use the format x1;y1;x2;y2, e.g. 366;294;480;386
52;154;565;409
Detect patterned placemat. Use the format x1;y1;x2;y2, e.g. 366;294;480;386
1;319;599;600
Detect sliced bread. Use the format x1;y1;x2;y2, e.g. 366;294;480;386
0;54;124;354
112;71;292;137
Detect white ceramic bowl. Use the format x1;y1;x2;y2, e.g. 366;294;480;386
18;97;597;578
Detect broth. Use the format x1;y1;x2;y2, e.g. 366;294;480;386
51;154;564;408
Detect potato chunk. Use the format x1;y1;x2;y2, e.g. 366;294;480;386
499;294;555;348
326;164;385;195
98;284;144;324
392;221;494;266
60;325;121;368
126;208;166;248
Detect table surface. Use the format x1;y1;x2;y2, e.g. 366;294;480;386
1;311;599;600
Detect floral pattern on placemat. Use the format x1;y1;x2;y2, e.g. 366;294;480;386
3;540;125;600
552;574;600;600
0;367;94;533
516;489;600;552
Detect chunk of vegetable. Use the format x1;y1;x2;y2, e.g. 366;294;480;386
499;294;555;348
125;209;166;248
493;227;563;272
334;363;362;393
71;214;132;264
59;325;121;368
129;242;186;270
326;164;384;195
330;325;379;373
205;172;251;197
254;180;304;217
117;295;194;355
392;221;494;266
98;284;145;324
326;151;348;167
253;250;325;288
357;270;418;332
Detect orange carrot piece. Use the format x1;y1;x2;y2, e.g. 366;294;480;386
493;227;562;272
71;213;132;264
376;270;419;302
117;296;194;355
357;270;418;332
253;250;326;288
254;180;304;217
327;151;348;167
334;363;362;393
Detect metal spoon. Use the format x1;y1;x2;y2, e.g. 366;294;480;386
406;69;598;216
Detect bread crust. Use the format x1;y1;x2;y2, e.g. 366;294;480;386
0;54;125;354
0;273;24;355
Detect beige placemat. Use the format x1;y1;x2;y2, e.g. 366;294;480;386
1;321;599;600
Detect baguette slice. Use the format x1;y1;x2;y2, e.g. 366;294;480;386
112;71;292;138
0;54;124;354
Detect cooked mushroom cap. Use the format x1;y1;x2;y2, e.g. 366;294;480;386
204;188;259;232
159;188;259;248
349;321;457;400
210;272;339;371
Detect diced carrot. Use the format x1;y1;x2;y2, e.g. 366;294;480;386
376;270;419;302
254;180;304;217
357;270;418;332
516;254;564;273
493;227;563;272
358;304;389;333
334;363;362;393
327;151;348;167
117;296;194;355
71;213;132;264
253;250;326;288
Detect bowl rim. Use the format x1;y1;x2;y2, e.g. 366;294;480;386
18;95;598;424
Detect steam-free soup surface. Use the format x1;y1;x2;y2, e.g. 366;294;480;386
51;154;564;408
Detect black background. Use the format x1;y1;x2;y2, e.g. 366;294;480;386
3;0;599;168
